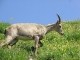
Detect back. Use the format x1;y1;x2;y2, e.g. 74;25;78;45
14;23;47;37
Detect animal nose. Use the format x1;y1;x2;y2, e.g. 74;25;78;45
61;32;64;35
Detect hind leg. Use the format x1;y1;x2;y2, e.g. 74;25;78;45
8;38;18;49
31;40;43;53
0;35;15;48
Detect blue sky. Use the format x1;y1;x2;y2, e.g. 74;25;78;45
0;0;80;25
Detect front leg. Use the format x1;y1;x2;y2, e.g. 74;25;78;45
38;36;44;47
34;36;39;56
31;40;43;52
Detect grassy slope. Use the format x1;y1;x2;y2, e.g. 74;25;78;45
0;20;80;60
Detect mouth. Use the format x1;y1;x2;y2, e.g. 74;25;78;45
60;33;64;35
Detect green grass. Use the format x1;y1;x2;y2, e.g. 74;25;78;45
0;20;80;60
0;22;10;34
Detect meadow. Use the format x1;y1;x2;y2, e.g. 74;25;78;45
0;20;80;60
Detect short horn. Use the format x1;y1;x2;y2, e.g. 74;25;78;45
57;14;61;23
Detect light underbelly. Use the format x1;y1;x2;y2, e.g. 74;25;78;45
17;36;33;40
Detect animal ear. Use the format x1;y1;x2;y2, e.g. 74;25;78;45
57;14;61;23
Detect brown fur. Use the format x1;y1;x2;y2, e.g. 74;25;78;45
0;14;64;56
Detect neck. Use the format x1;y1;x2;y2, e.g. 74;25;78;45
45;24;55;34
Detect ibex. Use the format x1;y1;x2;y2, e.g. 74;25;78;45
0;14;64;56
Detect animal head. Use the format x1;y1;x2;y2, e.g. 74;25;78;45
54;14;64;35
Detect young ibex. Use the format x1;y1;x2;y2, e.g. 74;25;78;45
0;14;64;56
